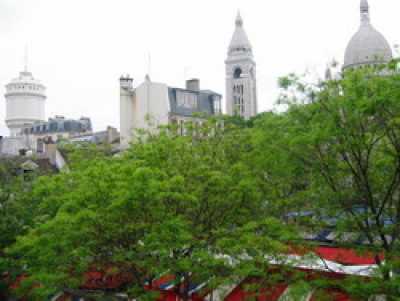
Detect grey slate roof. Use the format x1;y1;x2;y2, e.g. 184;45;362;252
168;88;221;117
22;117;92;135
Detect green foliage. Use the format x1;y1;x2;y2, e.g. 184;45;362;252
0;157;47;298
7;119;293;300
5;62;400;299
263;62;400;298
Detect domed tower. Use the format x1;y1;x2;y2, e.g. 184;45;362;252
343;0;392;70
4;68;46;136
225;12;257;120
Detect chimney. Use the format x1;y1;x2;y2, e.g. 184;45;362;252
44;140;57;166
120;74;133;90
106;126;119;144
19;149;27;156
186;79;200;91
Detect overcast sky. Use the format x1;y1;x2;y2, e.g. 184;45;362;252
0;0;398;135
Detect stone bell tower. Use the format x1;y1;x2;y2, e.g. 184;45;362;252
225;12;257;119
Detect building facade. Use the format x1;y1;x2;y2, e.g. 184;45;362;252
21;116;92;140
120;76;222;148
69;126;119;145
0;116;93;156
20;116;93;152
225;12;257;120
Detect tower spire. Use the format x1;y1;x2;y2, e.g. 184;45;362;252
229;11;252;54
235;10;243;27
360;0;370;24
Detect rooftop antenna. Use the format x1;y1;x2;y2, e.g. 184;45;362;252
24;44;29;72
147;52;152;78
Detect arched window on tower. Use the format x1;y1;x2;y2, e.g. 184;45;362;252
234;68;242;79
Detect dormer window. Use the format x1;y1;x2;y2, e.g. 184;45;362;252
213;96;221;114
176;91;198;109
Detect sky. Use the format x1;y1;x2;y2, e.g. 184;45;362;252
0;0;399;135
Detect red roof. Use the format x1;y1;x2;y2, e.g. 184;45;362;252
9;245;381;301
226;279;288;301
289;245;383;266
314;246;383;266
225;270;358;301
148;274;176;290
82;268;133;290
310;289;353;301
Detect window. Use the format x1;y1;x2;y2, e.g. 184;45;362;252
234;68;242;79
37;139;44;153
64;121;72;131
213;96;221;114
233;84;245;116
176;91;198;109
49;122;58;132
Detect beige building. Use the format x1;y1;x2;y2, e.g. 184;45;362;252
120;76;221;148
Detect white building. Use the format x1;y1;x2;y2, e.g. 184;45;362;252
4;68;46;136
225;12;257;120
343;0;392;70
2;66;101;156
120;76;222;148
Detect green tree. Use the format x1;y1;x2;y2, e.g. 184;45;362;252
124;120;268;300
0;157;49;299
250;62;400;298
10;120;291;300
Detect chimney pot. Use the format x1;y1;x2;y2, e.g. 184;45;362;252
186;79;200;91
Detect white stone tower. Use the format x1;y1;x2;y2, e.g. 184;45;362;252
4;67;46;136
225;12;257;119
119;75;134;148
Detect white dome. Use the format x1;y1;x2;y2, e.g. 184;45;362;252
344;24;392;69
344;0;392;69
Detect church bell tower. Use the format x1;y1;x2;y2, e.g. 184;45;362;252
225;12;257;119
